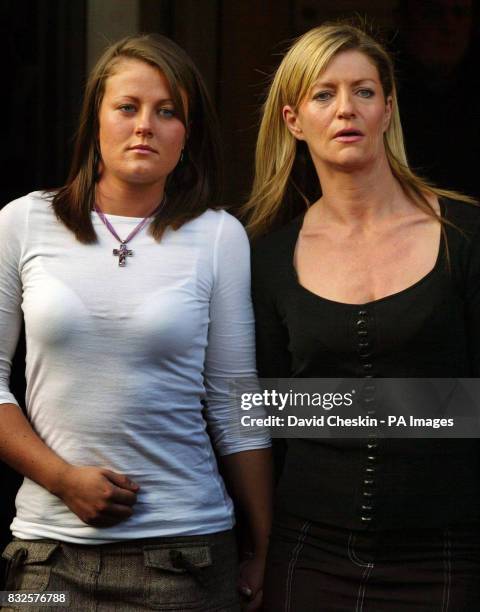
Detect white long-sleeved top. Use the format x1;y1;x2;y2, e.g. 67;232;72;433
0;192;269;543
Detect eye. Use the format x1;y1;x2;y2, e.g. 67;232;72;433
357;88;374;98
118;103;136;113
313;91;333;102
157;107;176;118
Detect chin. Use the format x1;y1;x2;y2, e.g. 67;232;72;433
331;151;379;173
120;166;171;186
331;158;368;173
129;175;166;187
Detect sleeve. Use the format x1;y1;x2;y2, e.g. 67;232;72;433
251;242;292;378
251;238;293;479
464;222;480;376
0;201;25;406
203;211;271;456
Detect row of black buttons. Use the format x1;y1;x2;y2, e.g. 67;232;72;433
356;310;374;377
355;309;378;524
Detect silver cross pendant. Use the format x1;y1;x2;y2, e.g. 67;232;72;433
113;242;133;267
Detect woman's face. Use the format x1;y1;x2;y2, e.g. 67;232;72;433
97;58;187;190
283;50;392;173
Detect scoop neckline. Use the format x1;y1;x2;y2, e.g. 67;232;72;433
288;199;445;308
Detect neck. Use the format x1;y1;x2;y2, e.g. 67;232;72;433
95;177;165;217
313;156;404;227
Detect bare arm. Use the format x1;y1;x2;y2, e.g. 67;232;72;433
0;402;139;527
221;448;273;556
220;448;273;611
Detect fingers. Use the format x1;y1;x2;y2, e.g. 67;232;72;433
109;486;137;507
239;584;253;598
239;588;263;612
86;509;132;528
238;556;266;612
58;466;141;526
102;469;140;492
244;590;263;612
101;502;135;518
82;502;134;527
102;471;139;506
99;471;139;512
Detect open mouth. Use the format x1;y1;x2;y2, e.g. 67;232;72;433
335;129;363;138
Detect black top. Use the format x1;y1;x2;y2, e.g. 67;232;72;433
252;198;480;530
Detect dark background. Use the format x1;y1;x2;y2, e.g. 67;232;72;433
1;0;479;580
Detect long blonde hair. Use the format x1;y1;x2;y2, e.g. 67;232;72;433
243;23;475;238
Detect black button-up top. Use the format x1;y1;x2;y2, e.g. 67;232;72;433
252;198;480;530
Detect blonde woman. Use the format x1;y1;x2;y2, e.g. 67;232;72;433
245;23;480;611
0;35;271;610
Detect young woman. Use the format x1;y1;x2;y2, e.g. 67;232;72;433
0;35;271;611
244;22;480;611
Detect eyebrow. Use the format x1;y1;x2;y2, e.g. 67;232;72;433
312;78;377;88
112;95;175;105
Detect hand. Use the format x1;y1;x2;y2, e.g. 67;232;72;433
54;465;140;527
238;553;266;611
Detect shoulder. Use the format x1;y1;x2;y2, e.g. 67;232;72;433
185;210;251;280
190;208;249;250
0;192;53;263
252;215;302;269
442;198;480;280
442;197;480;237
1;190;51;214
194;207;246;236
0;191;53;230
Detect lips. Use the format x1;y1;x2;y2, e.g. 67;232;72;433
333;128;364;144
334;128;364;138
129;144;157;153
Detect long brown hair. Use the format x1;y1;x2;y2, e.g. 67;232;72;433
242;23;475;239
52;34;222;243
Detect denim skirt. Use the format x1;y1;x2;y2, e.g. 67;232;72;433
2;530;241;611
263;511;480;612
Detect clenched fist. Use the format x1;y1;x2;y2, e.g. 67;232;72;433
54;465;140;527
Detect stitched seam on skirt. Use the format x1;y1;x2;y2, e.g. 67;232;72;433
284;520;311;612
347;533;374;569
356;562;374;612
4;548;28;591
442;528;451;612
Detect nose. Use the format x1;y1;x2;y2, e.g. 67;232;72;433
135;111;153;137
336;90;356;119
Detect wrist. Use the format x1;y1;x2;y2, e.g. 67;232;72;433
251;536;270;559
46;460;72;498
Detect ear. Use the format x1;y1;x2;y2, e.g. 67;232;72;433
383;96;393;132
283;105;305;141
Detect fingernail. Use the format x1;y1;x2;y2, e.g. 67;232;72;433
240;586;252;597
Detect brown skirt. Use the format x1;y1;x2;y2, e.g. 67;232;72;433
2;530;241;611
